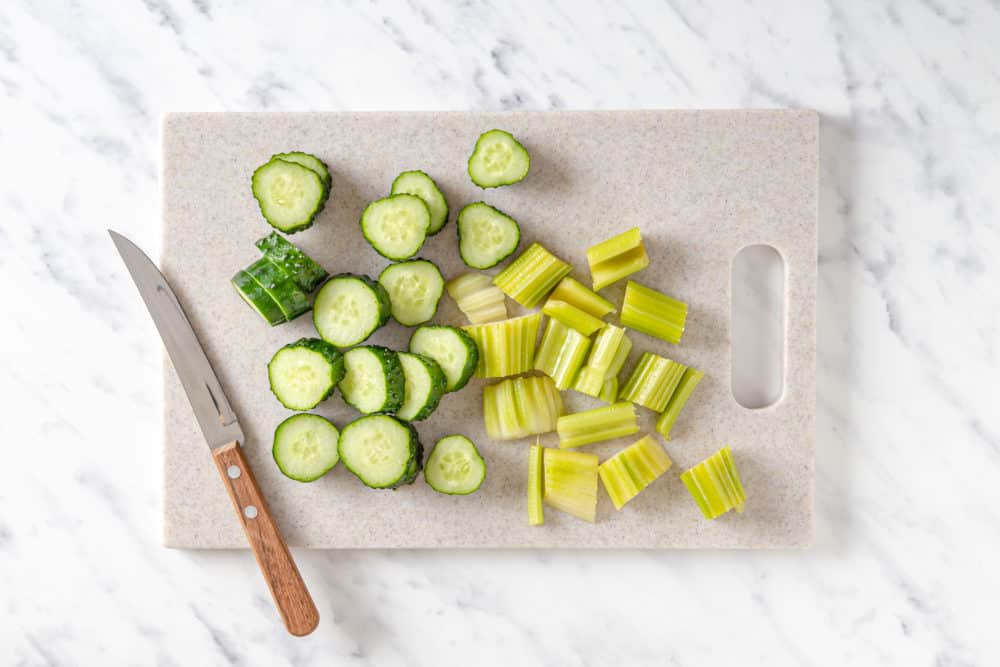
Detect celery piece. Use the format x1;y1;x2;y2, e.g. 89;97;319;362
533;318;592;390
483;375;562;440
598;456;640;510
680;445;746;519
549;276;615;318
528;443;544;526
446;272;508;324
586;227;650;291
493;242;572;308
557;401;639;448
620;280;688;344
572;324;632;397
599;435;672;510
599;376;618;403
543;448;599;522
542;299;605;336
655;368;704;439
464;312;541;378
619;352;686;412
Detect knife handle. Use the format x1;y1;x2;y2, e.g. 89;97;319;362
212;441;319;637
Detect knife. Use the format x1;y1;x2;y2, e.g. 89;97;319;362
109;230;319;637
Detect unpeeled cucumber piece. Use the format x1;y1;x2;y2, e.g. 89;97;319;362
272;151;331;193
338;346;404;415
360;194;431;260
457;202;521;269
244;257;311;321
267;338;345;410
231;270;285;326
468;129;530;188
313;274;391;347
378;259;444;326
272;413;340;482
255;232;328;292
425;435;486;495
396;352;447;422
252;158;327;233
391;170;449;235
338;414;423;489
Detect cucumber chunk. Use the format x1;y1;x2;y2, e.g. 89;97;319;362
267;338;345;411
425;435;486;495
272;413;340;482
378;259;444;326
390;170;449;235
396;352;447;422
457;202;521;269
360;194;431;260
313;274;391;347
255;232;328;292
245;257;310;321
408;325;479;393
338;414;422;489
231;270;285;326
338;346;404;414
252;158;327;233
467;129;530;188
271;151;331;192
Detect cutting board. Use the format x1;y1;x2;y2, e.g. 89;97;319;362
162;110;816;549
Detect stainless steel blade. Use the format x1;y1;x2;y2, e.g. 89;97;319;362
110;230;244;449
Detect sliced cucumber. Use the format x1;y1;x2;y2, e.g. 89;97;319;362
338;346;404;414
360;194;431;260
391;170;449;235
338;414;422;489
251;158;327;233
313;274;391;347
378;259;444;326
255;232;328;292
267;338;345;411
245;257;310;321
457;202;521;269
231;270;285;326
467;129;530;188
396;352;447;421
271;151;331;192
272;413;340;482
408;325;479;393
424;435;486;495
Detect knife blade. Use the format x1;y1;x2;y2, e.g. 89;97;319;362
110;230;319;637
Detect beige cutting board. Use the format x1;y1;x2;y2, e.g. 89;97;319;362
162;110;816;549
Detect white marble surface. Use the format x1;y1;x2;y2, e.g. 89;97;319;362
2;0;998;664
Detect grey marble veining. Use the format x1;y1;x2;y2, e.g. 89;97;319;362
1;0;999;665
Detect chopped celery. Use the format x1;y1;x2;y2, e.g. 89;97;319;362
557;401;639;449
542;299;605;336
586;227;650;290
655;368;704;439
619;352;686;412
620;281;688;344
549;276;615;318
528;442;544;526
599;376;618;403
493;242;572;308
543;448;599;522
572;324;632;397
483;375;562;440
680;445;746;519
599;435;672;509
446;272;508;324
464;312;541;378
533;318;592;390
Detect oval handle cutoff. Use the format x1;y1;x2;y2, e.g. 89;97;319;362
731;244;785;409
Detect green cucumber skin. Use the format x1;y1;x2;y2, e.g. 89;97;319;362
255;232;328;293
456;202;522;269
390;170;449;235
408;325;480;393
378;259;445;326
397;352;447;421
245;258;311;321
251;158;326;234
340;346;405;414
467;129;531;188
316;272;392;334
424;435;486;496
231;270;285;326
272;413;340;483
338;415;423;489
267;338;345;410
271;151;331;191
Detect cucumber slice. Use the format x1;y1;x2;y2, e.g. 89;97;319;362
360;194;431;260
457;202;521;269
245;257;310;321
424;435;486;495
396;352;447;422
338;346;404;414
378;259;445;326
272;413;340;482
231;270;285;326
313;274;391;347
267;338;345;411
271;151;331;192
390;170;449;235
251;158;326;233
467;129;531;188
255;232;328;292
338;414;422;489
408;325;479;393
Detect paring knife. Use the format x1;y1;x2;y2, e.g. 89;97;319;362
110;230;319;637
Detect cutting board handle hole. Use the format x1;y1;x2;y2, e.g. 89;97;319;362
731;244;785;409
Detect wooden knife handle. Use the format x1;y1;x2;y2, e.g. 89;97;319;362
212;441;319;636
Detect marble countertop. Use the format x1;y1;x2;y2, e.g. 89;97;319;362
2;1;997;665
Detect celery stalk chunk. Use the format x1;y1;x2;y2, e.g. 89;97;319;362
619;352;686;412
680;445;746;519
463;312;541;378
572;324;632;397
542;299;605;336
549;276;616;318
483;375;562;440
598;435;673;509
528;443;544;526
557;401;639;448
543;448;599;522
655;368;704;439
599;376;618;403
620;280;688;344
446;272;508;324
533;318;592;390
586;227;650;291
493;243;572;308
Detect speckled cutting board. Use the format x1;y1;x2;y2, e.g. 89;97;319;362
161;110;816;549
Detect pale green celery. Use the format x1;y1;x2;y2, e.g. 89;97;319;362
534;319;592;390
542;299;605;336
543;448;599;522
528;443;544;526
599;376;618;403
598;457;640;511
680;445;746;519
464;312;541;378
619;352;686;412
483;375;561;440
598;435;673;509
557;401;639;448
549;276;615;318
655;368;704;439
572;325;631;397
493;243;572;308
446;272;507;324
620;281;687;344
586;227;650;290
